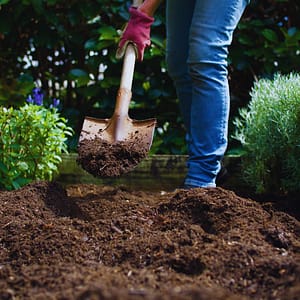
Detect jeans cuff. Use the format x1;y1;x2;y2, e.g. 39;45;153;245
184;178;216;188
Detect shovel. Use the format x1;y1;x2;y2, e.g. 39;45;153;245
77;0;156;177
79;43;156;147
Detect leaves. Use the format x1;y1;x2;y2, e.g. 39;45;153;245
69;69;90;87
0;103;73;190
232;73;300;195
98;26;118;41
261;29;279;43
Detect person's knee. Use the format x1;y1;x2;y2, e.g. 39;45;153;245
188;60;228;85
189;39;228;64
167;44;228;84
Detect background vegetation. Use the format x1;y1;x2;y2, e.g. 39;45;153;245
233;73;300;195
0;0;299;154
0;95;73;190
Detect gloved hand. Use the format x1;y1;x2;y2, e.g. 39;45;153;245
116;6;154;61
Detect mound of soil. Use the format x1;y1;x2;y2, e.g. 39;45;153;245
1;181;300;300
77;138;148;177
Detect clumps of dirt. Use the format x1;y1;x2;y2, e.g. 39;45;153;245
1;181;300;300
77;137;148;177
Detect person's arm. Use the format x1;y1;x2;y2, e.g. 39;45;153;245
116;0;163;61
138;0;163;17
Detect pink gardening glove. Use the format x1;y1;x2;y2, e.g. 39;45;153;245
116;6;154;61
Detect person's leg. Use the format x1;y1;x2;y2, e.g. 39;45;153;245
167;0;249;188
166;0;195;130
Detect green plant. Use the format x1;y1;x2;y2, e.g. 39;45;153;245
0;90;73;190
232;73;300;195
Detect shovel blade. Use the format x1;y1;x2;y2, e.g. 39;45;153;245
79;116;156;151
79;116;109;141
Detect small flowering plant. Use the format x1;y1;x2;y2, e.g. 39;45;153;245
0;88;73;190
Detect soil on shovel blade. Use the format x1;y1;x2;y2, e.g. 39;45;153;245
1;181;300;300
77;137;148;177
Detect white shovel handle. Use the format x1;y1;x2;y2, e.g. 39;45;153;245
119;43;136;91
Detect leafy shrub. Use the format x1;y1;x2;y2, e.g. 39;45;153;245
232;73;300;195
0;89;73;190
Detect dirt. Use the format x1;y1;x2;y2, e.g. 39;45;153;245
77;138;148;177
1;181;300;300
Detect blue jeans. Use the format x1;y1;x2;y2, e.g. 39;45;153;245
166;0;249;187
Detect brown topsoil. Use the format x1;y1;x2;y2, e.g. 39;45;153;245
77;138;148;177
1;181;300;300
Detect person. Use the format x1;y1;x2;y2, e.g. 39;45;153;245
117;0;250;188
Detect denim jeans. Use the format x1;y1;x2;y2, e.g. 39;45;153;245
166;0;249;187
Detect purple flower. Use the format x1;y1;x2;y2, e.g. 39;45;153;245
32;88;44;106
49;98;60;109
27;88;61;109
26;95;34;104
53;98;60;108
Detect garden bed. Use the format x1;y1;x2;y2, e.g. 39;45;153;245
0;178;299;299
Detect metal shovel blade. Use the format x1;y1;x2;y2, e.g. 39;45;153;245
79;114;156;151
79;86;156;150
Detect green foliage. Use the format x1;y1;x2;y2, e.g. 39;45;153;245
232;73;300;195
151;121;187;155
0;103;73;190
228;0;300;123
232;10;300;75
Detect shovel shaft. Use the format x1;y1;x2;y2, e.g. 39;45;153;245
114;87;132;120
113;1;142;118
114;43;136;119
119;44;136;91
